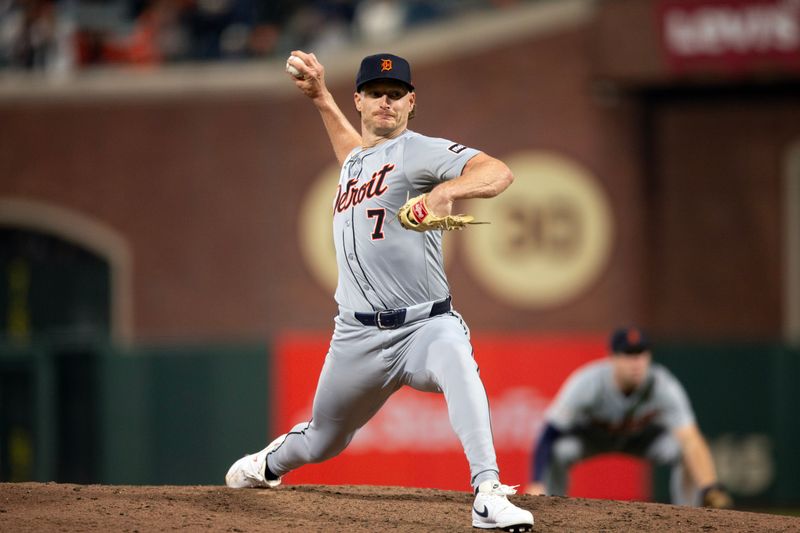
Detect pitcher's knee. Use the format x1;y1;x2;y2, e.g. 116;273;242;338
306;433;352;463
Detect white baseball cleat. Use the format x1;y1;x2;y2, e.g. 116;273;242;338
225;434;287;489
472;480;534;532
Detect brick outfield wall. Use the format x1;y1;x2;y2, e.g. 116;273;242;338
0;21;793;342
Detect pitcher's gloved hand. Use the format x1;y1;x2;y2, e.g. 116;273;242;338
397;193;485;232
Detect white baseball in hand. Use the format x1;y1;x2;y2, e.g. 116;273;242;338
285;56;304;79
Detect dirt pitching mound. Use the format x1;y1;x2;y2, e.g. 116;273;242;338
1;482;798;532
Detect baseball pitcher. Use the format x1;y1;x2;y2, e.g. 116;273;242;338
225;51;534;532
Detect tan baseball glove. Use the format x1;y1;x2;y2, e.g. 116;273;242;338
701;485;733;509
397;193;485;232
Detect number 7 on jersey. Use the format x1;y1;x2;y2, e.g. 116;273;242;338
367;208;386;240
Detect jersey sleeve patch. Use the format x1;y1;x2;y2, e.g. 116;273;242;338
448;143;468;154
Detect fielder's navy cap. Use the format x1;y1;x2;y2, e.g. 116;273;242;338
610;326;651;355
356;53;414;92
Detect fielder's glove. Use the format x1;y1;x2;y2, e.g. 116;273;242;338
397;193;484;232
701;484;733;509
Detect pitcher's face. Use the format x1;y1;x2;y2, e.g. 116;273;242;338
355;81;415;137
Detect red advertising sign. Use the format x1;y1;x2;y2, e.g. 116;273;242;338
658;0;800;74
273;332;649;499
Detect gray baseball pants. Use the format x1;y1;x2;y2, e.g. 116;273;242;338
266;309;499;490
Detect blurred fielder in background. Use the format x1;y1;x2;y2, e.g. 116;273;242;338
526;326;732;509
225;50;533;532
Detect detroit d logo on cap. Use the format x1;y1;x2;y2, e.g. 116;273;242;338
381;59;393;72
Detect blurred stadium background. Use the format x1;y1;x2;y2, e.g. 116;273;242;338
1;0;799;513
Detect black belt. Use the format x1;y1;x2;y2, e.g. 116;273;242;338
355;297;452;330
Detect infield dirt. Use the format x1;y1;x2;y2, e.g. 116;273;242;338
1;482;798;532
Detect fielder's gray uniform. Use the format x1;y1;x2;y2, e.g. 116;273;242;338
536;359;697;504
267;130;499;489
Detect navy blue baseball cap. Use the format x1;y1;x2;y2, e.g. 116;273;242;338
610;326;651;355
356;53;414;92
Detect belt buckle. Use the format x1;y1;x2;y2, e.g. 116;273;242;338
375;310;393;329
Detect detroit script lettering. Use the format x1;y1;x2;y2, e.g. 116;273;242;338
336;163;394;213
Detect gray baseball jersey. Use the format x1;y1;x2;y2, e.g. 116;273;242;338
539;359;699;503
547;359;696;433
333;129;479;311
